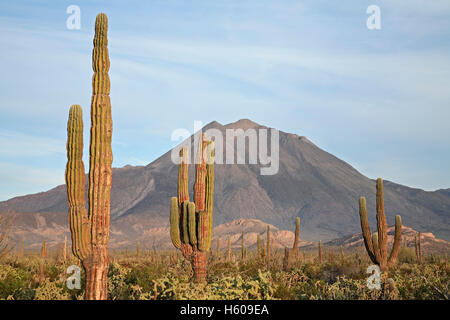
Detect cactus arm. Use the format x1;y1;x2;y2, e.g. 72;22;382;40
388;215;402;267
181;202;190;244
193;134;207;211
375;178;388;265
418;232;422;263
372;232;381;264
178;148;189;204
266;225;271;262
358;197;377;264
170;197;181;249
205;141;215;251
187;202;198;246
65;104;92;261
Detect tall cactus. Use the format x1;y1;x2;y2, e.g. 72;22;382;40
358;178;402;271
241;232;245;260
63;236;67;262
318;240;322;264
257;234;262;259
216;239;220;260
170;134;215;282
227;236;231;262
41;240;47;259
65;13;112;300
266;225;271;265
415;232;422;264
283;217;301;270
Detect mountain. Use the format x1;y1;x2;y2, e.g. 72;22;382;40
1;119;449;248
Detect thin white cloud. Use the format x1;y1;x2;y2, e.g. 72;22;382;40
0;130;64;157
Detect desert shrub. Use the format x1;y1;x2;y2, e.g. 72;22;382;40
34;278;69;300
0;264;33;299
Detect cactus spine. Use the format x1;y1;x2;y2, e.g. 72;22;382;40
358;178;402;271
65;13;112;300
415;232;422;264
169;134;215;282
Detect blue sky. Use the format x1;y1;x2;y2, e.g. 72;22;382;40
0;0;449;200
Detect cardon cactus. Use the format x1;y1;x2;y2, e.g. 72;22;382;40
415;232;422;264
227;236;231;262
170;133;215;282
241;232;245;260
358;178;402;272
65;13;112;300
318;240;322;264
283;217;300;270
266;225;271;265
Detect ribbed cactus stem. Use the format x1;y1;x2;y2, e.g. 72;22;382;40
66;105;91;261
358;178;402;272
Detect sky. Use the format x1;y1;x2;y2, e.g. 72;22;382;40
0;0;449;201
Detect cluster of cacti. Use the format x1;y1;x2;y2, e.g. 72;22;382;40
415;232;422;264
65;13;112;300
170;134;215;282
358;178;402;272
283;217;300;270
